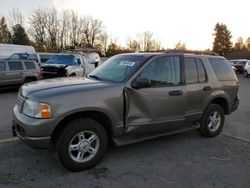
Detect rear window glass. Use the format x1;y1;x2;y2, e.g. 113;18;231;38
8;61;23;71
0;62;5;71
24;61;36;69
209;58;235;81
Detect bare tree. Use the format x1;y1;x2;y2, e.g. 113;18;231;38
8;8;24;27
81;16;103;47
29;8;47;51
127;36;140;52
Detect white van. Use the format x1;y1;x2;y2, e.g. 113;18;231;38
0;43;35;59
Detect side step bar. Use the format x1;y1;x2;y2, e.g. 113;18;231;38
112;123;200;146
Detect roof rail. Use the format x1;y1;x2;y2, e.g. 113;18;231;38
164;49;219;56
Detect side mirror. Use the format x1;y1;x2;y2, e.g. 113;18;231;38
131;77;151;89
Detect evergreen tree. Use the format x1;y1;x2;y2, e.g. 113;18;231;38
212;23;232;56
12;24;30;45
0;17;12;43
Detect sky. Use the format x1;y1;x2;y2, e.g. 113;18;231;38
0;0;249;50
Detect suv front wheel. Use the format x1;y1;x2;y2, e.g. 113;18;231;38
199;104;225;137
56;118;108;171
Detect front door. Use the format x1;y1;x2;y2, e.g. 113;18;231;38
125;55;185;134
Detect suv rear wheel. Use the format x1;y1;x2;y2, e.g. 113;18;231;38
56;118;108;171
199;104;225;137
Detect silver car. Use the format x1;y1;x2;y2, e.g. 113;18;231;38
0;60;41;88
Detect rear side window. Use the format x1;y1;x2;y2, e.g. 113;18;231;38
24;61;36;69
185;57;207;84
209;58;235;81
8;61;23;71
0;62;5;71
196;58;207;82
185;57;198;84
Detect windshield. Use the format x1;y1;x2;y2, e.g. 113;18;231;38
231;60;246;65
89;55;146;82
46;55;76;65
8;53;30;60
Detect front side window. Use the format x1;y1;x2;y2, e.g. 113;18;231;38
0;62;5;71
89;55;146;82
139;56;181;87
8;61;23;71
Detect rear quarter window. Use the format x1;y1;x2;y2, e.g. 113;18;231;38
24;61;36;70
209;58;235;81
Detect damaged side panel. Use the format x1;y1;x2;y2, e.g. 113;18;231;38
124;86;186;134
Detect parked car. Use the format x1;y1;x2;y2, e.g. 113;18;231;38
40;54;85;79
229;59;247;74
7;52;56;66
0;60;41;88
243;60;250;77
0;43;35;59
12;51;239;171
41;52;98;79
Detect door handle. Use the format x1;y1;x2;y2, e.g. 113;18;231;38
203;86;212;91
169;90;183;96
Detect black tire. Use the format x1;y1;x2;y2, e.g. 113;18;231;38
23;78;35;84
244;71;249;78
56;118;108;172
198;104;225;137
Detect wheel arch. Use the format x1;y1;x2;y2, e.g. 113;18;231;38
51;110;114;144
206;97;230;115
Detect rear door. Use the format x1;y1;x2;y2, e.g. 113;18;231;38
6;61;24;84
125;55;186;134
184;57;212;122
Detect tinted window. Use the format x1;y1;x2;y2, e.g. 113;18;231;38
185;57;198;84
8;53;29;60
28;54;38;62
0;62;5;71
195;58;207;82
8;61;23;71
140;56;181;87
24;61;36;69
209;58;235;81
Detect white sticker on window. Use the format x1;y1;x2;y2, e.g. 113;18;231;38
119;61;136;66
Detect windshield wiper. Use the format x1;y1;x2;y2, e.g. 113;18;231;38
89;75;101;80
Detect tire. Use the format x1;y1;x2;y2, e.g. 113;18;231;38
198;104;225;137
23;78;35;84
56;118;108;171
244;71;249;78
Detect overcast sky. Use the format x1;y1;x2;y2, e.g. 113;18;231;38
0;0;249;50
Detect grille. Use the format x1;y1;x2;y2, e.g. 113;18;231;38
17;94;25;112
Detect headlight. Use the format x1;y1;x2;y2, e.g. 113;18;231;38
23;99;52;119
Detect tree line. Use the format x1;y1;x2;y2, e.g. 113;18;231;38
0;8;250;58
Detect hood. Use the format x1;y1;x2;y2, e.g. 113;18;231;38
41;63;70;68
21;77;105;97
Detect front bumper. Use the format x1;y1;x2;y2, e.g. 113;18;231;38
12;105;58;149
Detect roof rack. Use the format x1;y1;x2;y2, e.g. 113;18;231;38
164;50;219;56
